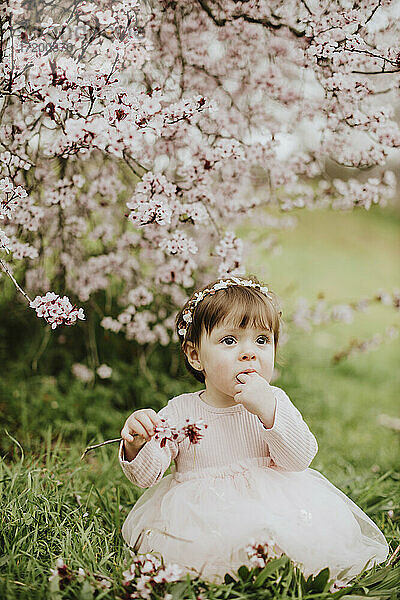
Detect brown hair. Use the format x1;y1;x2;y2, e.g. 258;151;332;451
175;274;283;383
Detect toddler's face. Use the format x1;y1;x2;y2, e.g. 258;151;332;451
186;320;275;401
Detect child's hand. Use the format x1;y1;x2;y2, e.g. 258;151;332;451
121;409;164;444
234;372;276;428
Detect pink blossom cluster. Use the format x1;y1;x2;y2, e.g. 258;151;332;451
332;173;395;210
245;537;283;568
49;558;111;592
0;175;43;265
278;172;396;213
5;238;38;260
122;553;184;599
215;231;244;277
244;537;351;592
126;172;177;227
0;177;28;220
153;417;208;448
158;230;198;256
30;292;85;330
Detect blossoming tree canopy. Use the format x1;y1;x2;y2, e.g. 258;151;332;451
0;0;398;348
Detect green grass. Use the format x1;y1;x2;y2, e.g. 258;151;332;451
1;438;399;599
1;204;400;598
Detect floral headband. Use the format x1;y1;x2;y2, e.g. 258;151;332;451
177;277;274;342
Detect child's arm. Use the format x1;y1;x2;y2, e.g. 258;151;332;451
118;401;179;488
259;387;318;472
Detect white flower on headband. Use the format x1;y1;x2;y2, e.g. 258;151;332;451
260;286;272;298
214;280;230;290
182;312;192;323
232;277;252;286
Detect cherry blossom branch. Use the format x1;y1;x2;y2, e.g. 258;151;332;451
332;325;399;364
80;418;208;459
196;0;227;27
299;0;312;16
122;150;149;178
351;70;400;75
357;0;383;31
292;289;400;334
342;46;399;69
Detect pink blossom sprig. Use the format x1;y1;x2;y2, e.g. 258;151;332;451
80;417;208;460
181;418;208;444
153;417;208;448
49;558;76;589
245;537;283;569
30;292;85;329
49;558;111;592
329;580;352;593
122;553;184;599
333;325;399;364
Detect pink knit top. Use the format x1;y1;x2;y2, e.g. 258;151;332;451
119;385;318;489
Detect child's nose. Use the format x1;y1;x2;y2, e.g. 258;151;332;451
240;350;256;360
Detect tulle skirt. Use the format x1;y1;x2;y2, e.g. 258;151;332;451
121;458;389;585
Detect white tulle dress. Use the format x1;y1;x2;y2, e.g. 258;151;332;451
119;388;389;585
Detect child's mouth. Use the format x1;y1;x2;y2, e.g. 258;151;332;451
235;369;256;382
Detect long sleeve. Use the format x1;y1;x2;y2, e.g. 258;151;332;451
118;401;179;488
259;387;318;472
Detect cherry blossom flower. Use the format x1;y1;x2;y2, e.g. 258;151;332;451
71;363;94;383
215;232;244;278
122;552;184;598
159;231;198;256
96;364;113;379
152;563;184;583
49;558;112;592
0;229;12;253
329;580;351;593
30;293;85;329
49;558;74;586
245;537;283;568
0;178;13;193
181;418;208;444
153;417;208;448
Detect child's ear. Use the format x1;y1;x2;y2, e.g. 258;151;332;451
184;341;203;372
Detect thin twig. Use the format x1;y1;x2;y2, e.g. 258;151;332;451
0;258;32;303
80;437;122;460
